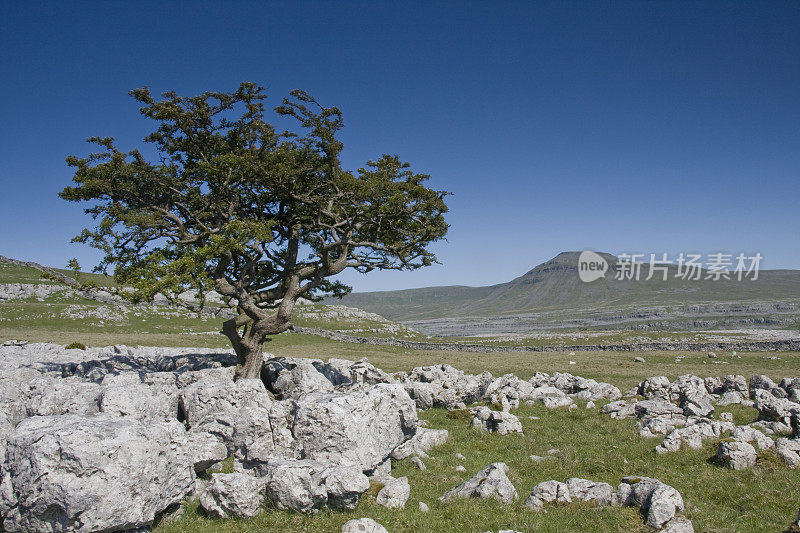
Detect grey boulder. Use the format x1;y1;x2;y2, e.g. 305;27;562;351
197;472;266;518
185;431;229;473
376;476;410;509
180;375;272;427
439;462;517;504
470;407;523;435
341;518;388;533
775;438;800;467
716;441;757;470
391;427;449;459
524;478;613;511
99;373;179;420
25;376;100;417
260;459;369;513
290;384;417;472
616;476;685;529
0;413;194;532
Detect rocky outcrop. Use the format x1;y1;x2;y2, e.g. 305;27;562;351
0;414;195;532
401;364;493;410
180;375;272;426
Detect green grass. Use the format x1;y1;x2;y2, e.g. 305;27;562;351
4;330;800;531
157;401;800;532
0;261;61;284
4;264;800;531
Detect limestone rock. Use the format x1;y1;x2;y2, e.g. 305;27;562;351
663;516;695;532
25;376;100;417
376;476;410;509
99;374;179;420
197;473;266;518
323;465;371;510
716;441;757;470
268;360;334;399
180;375;271;427
616;476;685;529
0;414;194;532
185;431;229;473
730;425;774;450
470;407;523;435
526;386;574;408
391;427;448;459
775;438;800;467
524;478;613;511
523;480;570;510
259;459;369;513
341;518;389;533
439;463;517;504
262;459;328;513
290;384;417;472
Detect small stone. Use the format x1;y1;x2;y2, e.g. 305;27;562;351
586;401;595;409
455;465;467;472
454;452;466;460
529;455;550;462
547;448;560;455
720;412;733;422
341;518;388;533
410;456;426;471
634;357;645;363
419;501;429;512
708;352;717;358
376;476;410;509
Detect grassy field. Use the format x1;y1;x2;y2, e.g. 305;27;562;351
4;261;800;531
158;401;798;533
5;325;800;531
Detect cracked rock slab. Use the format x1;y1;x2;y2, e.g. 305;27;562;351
439;462;517;504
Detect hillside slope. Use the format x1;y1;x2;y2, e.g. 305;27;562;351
335;252;800;325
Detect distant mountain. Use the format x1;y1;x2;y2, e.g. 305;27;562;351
334;252;800;324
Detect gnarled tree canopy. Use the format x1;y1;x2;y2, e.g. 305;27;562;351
60;82;449;378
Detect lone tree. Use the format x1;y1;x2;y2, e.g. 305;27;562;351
61;83;449;379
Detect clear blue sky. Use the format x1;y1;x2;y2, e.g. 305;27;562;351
1;2;798;292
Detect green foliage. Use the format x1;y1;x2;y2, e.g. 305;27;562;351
60;83;449;333
65;342;87;350
446;409;473;423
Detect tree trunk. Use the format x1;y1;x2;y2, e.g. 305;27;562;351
235;327;266;380
223;314;291;381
